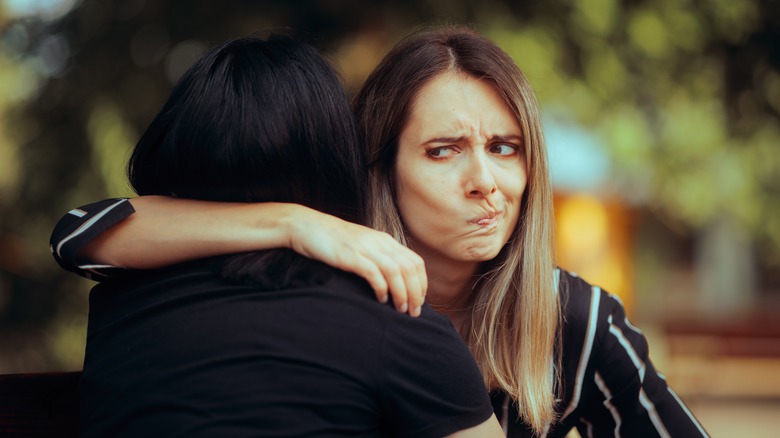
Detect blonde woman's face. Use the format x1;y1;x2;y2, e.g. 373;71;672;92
394;73;527;265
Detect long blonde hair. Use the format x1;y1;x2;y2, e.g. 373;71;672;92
353;26;561;434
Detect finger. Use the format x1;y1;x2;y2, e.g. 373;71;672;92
403;255;426;317
382;262;409;314
417;254;428;299
348;256;389;304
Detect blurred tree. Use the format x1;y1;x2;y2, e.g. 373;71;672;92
483;0;780;260
479;0;780;314
0;0;778;371
0;0;491;372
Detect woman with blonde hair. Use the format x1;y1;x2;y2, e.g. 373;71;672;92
52;26;708;437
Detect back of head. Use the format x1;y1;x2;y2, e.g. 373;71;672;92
129;34;365;225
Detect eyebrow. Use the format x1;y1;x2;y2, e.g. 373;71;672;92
422;134;523;145
423;136;465;145
491;134;524;143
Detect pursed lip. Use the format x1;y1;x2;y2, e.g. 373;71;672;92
470;211;502;227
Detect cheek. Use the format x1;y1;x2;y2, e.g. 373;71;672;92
501;165;528;205
396;171;437;218
395;156;441;204
500;167;528;230
395;168;455;234
394;167;425;223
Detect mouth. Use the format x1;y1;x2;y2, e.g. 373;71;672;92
470;211;502;228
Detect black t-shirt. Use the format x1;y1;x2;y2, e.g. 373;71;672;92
79;255;493;437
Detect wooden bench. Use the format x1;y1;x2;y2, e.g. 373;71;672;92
662;316;780;400
664;316;780;358
0;372;80;437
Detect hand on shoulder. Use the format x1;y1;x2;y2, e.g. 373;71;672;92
288;207;427;317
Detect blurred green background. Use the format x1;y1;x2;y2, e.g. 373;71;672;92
1;0;779;435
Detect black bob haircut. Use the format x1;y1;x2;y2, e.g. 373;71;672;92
128;34;366;226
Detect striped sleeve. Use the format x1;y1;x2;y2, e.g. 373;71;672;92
49;198;136;281
585;291;709;437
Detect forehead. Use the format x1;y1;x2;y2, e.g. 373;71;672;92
403;72;521;137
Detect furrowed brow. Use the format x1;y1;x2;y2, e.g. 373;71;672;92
423;136;466;145
489;134;523;143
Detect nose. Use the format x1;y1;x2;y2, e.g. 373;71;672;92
464;154;497;198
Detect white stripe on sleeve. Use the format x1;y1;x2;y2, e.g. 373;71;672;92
639;389;671;438
608;310;673;437
594;371;622;438
579;417;594;438
500;393;509;435
609;293;643;335
607;317;647;382
55;199;128;259
560;286;601;421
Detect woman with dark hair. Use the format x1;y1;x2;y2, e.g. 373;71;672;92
65;34;502;437
52;28;708;437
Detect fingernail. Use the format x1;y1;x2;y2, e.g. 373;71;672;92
413;306;422;317
379;294;388;303
399;303;408;313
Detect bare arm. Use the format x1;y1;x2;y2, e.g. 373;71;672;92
78;196;426;315
82;196;296;269
445;414;504;437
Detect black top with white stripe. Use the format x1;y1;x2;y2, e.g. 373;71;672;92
50;198;709;437
50;198;135;281
491;270;709;437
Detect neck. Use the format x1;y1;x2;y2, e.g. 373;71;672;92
422;254;481;332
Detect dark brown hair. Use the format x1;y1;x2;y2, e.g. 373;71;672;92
130;35;365;224
130;34;366;287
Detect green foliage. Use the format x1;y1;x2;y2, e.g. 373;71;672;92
484;0;780;261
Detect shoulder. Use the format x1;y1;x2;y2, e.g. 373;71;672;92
557;269;626;335
317;272;470;370
556;269;630;389
368;293;491;436
558;270;603;334
556;268;650;388
326;270;460;342
556;269;606;390
555;270;628;422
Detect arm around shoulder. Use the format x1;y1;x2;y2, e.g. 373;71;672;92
99;196;429;313
81;196;300;269
50;196;427;314
50;196;305;273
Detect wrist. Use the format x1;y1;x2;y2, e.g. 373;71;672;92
273;203;311;251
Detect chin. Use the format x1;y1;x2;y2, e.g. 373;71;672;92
461;245;503;262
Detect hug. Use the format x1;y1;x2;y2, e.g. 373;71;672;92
52;26;708;437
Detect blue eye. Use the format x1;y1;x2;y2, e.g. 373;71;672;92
491;144;518;156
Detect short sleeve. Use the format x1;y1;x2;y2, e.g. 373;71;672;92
377;306;494;437
49;198;135;281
